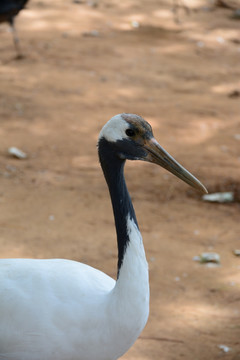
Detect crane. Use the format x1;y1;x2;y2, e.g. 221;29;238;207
0;113;207;360
0;0;29;58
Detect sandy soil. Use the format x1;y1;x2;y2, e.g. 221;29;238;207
0;0;240;359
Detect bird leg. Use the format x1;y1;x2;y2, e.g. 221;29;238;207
9;18;23;59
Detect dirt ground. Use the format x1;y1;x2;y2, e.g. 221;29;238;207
0;0;240;359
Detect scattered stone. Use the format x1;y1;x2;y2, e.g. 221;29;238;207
8;147;27;159
194;253;221;264
233;249;240;256
202;192;234;203
218;344;231;353
200;253;220;264
131;21;140;28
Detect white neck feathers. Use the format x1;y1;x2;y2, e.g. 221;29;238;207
112;215;149;335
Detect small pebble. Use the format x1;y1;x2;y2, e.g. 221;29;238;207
218;345;231;353
233;249;240;256
202;192;234;203
200;252;220;264
131;21;140;28
8;147;27;159
193;253;220;264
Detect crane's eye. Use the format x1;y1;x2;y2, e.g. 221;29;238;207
125;129;135;137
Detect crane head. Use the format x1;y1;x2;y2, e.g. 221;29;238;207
98;113;207;194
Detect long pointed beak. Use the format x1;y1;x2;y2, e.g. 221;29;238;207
143;138;207;194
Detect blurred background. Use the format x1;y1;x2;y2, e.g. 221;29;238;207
0;0;240;359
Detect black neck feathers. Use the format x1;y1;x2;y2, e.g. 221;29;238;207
98;137;138;276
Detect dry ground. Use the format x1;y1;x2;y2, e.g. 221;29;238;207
0;0;240;359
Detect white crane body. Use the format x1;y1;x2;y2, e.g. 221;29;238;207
0;217;148;360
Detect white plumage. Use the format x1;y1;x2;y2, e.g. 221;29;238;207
0;114;206;360
0;218;148;360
